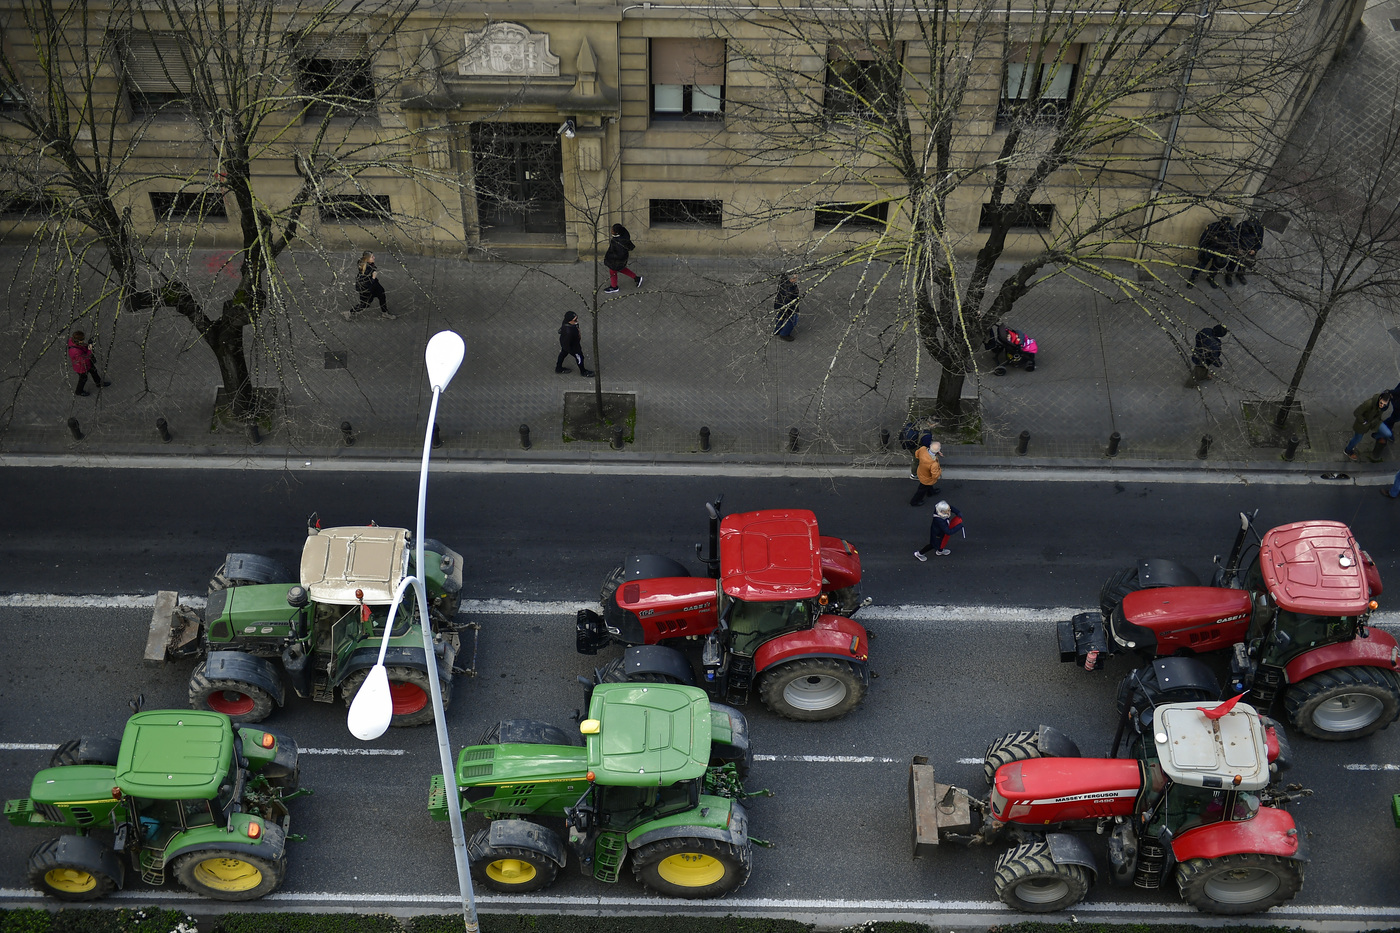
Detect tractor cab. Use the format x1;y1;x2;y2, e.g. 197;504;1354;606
717;511;822;657
1140;701;1271;838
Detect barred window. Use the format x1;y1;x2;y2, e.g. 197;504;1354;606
979;202;1054;230
650;198;722;227
294;35;376;120
320;194;391;222
814;202;888;229
150;191;228;221
0;191;56;218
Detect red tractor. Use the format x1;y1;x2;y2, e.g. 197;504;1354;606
575;499;869;721
910;694;1311;915
1059;512;1400;740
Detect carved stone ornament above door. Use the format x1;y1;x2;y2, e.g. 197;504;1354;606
459;22;561;77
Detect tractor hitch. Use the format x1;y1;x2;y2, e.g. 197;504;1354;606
1058;612;1108;669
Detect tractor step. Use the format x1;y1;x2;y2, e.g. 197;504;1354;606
592;831;626;884
139;851;166;887
428;774;450;822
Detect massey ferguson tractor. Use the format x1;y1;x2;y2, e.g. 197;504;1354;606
910;694;1311;915
1058;513;1400;740
575;499;870;721
146;517;472;726
429;682;764;899
5;709;308;901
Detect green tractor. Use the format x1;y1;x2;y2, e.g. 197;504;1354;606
147;519;472;726
429;682;763;899
5;709;308;901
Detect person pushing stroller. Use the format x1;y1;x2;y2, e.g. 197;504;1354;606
985;323;1037;374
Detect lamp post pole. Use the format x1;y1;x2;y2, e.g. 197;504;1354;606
347;331;478;932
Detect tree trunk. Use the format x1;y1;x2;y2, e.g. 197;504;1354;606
934;368;966;423
205;316;254;419
1273;304;1332;429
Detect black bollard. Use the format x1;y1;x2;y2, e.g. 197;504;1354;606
788;427;800;452
66;417;83;441
699;426;711;452
432;423;442;449
1107;431;1121;457
246;422;262;446
1197;434;1212;459
519;424;532;450
340;421;355;446
1282;434;1300;462
156;417;172;443
880;428;891;449
1017;430;1030;456
610;425;624;450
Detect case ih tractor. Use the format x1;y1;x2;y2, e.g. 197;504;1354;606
429;681;762;899
5;709;307;901
1059;513;1400;740
909;694;1311;915
146;519;470;727
575;500;869;721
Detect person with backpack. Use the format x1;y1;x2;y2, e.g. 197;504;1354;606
556;311;594;377
603;224;642;294
914;500;964;560
1187;323;1228;385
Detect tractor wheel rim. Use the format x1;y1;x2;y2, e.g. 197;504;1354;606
485;859;537;885
1202;867;1281;904
1313;693;1384;732
389;680;428;715
1015;877;1070;905
207;690;255;716
657;852;726;886
783;674;848;711
193;857;263;892
45;868;97;893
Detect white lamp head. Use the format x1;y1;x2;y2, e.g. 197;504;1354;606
425;331;465;392
347;664;394;740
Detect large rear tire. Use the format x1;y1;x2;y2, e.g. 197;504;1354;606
189;662;274;723
476;719;582;747
340;665;444;728
1176;853;1303;914
467;829;560;893
757;658;865;721
26;837;119;901
172;849;284;901
632;837;751;899
1283;666;1400;740
982;730;1042;785
49;737;120;768
993;840;1090;912
593;656;686;686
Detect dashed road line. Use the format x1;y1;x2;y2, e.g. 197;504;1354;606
0;743;58;751
755;754;897;763
1343;763;1400;771
302;747;405;756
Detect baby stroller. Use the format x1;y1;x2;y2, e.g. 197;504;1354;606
984;324;1038;375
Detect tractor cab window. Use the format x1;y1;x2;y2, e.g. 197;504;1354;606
1162;785;1256;834
597;781;698;830
316;600;412;645
1263;610;1354;666
135;794;222;832
723;596;811;657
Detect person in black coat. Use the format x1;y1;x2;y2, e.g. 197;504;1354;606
1226;216;1265;285
603;224;642;293
1187;323;1228;385
345;250;395;320
556;311;594;377
774;273;799;341
1187;217;1236;289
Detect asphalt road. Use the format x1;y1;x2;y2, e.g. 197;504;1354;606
1;466;1398;927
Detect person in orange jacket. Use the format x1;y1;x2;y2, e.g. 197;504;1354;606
910;440;942;506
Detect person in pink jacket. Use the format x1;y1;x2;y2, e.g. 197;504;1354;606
67;331;111;396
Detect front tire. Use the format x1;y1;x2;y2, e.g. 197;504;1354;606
1176;853;1304;914
983;730;1042;785
172;850;284;901
757;658;865;721
189;662;274;723
993;841;1090;912
632;837;751;899
340;665;444;728
26;837;120;901
599;564;627;608
1283;666;1400;740
1099;565;1143;620
467;829;559;893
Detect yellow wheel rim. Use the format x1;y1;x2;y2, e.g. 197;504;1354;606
45;868;97;893
657;852;725;887
192;857;263;892
485;858;538;885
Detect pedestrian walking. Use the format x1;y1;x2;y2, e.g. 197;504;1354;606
1344;389;1392;461
556;311;595;377
909;440;942;507
344;250;395;320
774;273;799;341
602;223;642;294
67;331;111;397
1186;323;1228;386
1381;470;1400;500
1225;215;1265;285
914;500;964;560
1187;217;1237;289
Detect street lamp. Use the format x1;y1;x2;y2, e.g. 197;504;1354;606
347;330;478;932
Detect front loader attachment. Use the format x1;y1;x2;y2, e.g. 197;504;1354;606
145;591;202;664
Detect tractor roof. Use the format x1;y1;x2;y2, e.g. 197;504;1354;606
1152;700;1269;792
585;683;712;786
116;710;234;800
719;509;822;601
1257;520;1370;616
300;526;408;605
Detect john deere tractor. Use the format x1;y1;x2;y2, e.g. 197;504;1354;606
5;709;308;901
429;681;762;899
147;519;470;726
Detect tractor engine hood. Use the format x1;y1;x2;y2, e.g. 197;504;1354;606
991;758;1143;825
1115;586;1253;654
606;577;721;645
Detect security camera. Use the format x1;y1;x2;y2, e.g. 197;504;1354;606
558;118;576;139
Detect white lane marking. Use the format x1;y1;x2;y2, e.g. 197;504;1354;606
755;754;897;763
0;743;59;751
1344;763;1400;771
302;748;405;756
956;758;983;764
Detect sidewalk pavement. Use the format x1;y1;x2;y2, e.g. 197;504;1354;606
2;1;1398;478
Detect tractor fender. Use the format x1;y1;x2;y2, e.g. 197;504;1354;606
1258;715;1291;771
613;645;698;686
708;701;749;751
341;644;454;684
1171;806;1306;863
752;614;869;674
43;835;126;890
164;818;286;867
1045;832;1098;879
1136;558;1202;589
817;535;861;590
1034;725;1081;759
204;652;286;707
619;555;693;584
220;553;290;585
1284;629;1400;684
628;800;749;851
476;820;567;869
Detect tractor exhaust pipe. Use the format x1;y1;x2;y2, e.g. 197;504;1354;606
1216;509;1259;586
700;497;724;578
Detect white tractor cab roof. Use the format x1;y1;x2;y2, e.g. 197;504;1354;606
300;526;409;605
1153;700;1270;792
